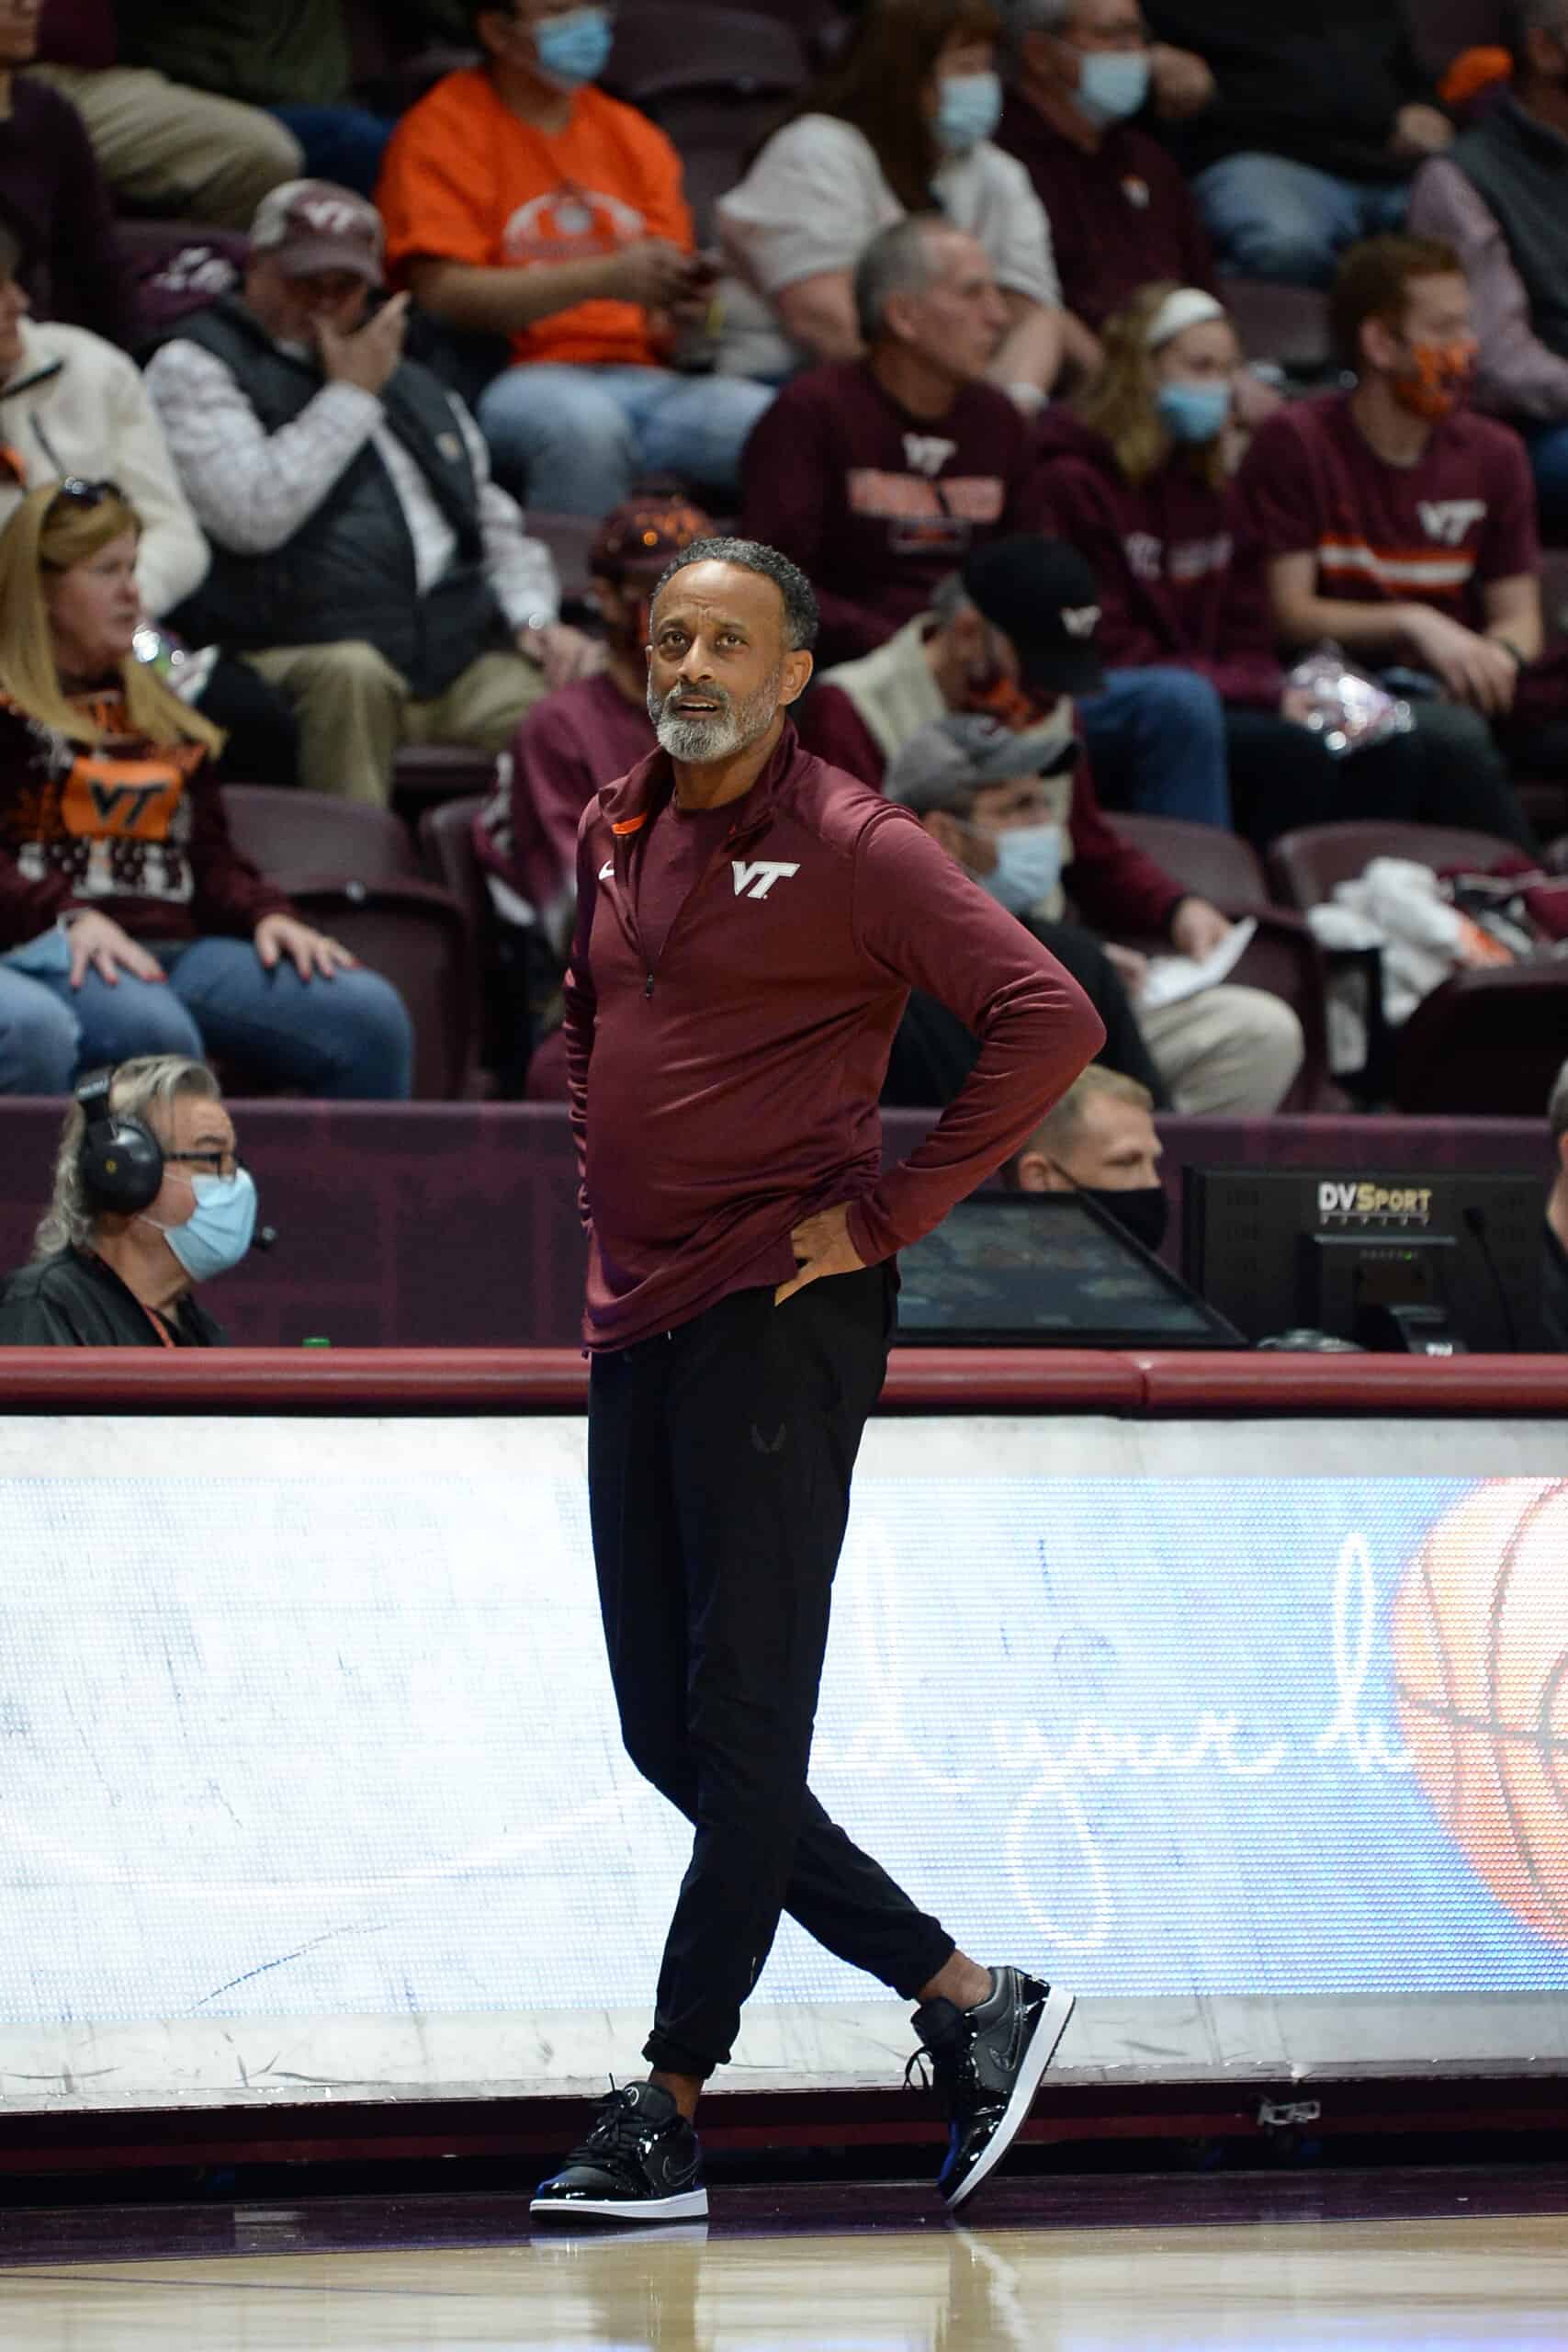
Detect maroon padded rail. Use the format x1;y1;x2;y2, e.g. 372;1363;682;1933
2;1347;1566;1415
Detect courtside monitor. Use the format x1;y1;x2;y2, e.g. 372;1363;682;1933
897;1193;1242;1348
1183;1167;1548;1351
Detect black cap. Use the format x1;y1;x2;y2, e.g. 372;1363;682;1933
960;537;1106;697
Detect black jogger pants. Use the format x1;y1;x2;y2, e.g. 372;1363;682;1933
587;1264;954;2078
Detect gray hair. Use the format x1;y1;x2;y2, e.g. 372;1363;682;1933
854;214;951;345
652;535;819;652
35;1055;220;1259
931;571;976;625
998;0;1074;64
1551;1055;1568;1145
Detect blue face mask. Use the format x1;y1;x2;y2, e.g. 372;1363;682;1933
533;5;615;91
148;1169;259;1283
934;70;1003;154
1156;379;1233;445
1076;49;1150;127
976;821;1065;917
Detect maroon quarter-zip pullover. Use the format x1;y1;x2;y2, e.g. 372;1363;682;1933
563;724;1104;1351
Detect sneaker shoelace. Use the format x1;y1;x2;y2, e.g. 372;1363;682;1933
905;2022;978;2103
564;2081;662;2177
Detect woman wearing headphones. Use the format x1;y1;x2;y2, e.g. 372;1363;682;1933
0;479;412;1097
0;1054;249;1344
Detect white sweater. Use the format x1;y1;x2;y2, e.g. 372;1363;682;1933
0;320;209;620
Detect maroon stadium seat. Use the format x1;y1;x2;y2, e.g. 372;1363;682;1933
116;220;247;345
1085;812;1334;1109
418;792;502;1069
1387;962;1568;1114
220;786;475;1097
1404;0;1508;81
391;743;500;824
1217;276;1334;379
1266;819;1529;910
604;4;808;107
604;6;810;238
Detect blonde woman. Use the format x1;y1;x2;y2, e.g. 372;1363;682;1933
0;480;411;1094
1036;281;1535;848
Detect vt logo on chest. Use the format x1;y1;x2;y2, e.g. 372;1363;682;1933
732;859;799;900
1418;499;1486;546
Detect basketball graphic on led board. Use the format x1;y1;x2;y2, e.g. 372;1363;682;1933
1393;1480;1568;1943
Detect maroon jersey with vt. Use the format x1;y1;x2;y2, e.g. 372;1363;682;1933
1233;390;1539;630
1035;409;1281;706
563;724;1102;1350
739;359;1043;665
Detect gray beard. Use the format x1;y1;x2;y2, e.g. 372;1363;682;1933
648;670;782;765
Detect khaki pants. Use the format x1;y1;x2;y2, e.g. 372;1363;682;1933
29;63;302;231
246;640;549;806
1140;984;1304;1115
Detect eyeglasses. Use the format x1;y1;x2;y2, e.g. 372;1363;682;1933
164;1148;244;1181
49;476;124;515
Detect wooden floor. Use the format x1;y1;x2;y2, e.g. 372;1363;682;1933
4;2192;1568;2349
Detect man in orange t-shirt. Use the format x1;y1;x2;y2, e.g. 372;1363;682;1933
376;1;775;514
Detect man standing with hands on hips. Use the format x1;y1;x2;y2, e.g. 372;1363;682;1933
534;537;1103;2226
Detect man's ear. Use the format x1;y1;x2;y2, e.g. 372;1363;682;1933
1360;312;1400;375
1557;1129;1568;1180
779;648;815;707
922;808;966;862
1015;1149;1052;1194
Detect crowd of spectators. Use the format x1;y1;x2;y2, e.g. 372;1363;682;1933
0;0;1566;1126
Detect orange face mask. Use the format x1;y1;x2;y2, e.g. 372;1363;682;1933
962;670;1042;729
1390;337;1477;422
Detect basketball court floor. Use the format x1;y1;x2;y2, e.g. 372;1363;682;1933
1;2166;1565;2348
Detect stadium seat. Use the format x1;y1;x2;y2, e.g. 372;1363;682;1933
1087;813;1334;1109
391;744;500;825
1404;0;1508;81
604;6;810;238
220;786;475;1098
340;0;477;111
526;511;607;624
116;220;247;347
418;792;505;1072
1266;819;1531;910
1218;276;1335;384
604;4;808;107
1385;962;1568;1114
220;785;422;884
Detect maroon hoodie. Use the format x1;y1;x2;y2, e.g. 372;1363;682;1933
1034;409;1283;708
563;723;1104;1351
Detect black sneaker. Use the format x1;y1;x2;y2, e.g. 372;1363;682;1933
908;1966;1075;2210
531;2081;707;2223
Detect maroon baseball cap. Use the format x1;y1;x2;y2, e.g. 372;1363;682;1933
249;179;384;285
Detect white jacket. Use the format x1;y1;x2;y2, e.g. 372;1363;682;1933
0;320;209;620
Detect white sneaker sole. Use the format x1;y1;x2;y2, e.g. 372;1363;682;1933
944;1983;1076;2211
530;2186;709;2223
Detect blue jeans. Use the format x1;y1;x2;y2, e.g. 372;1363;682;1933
267;104;394;199
1195;153;1409;287
0;938;412;1098
1077;667;1232;829
1524;419;1568;522
477;362;776;514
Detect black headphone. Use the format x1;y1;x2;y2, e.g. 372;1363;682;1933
75;1066;164;1216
